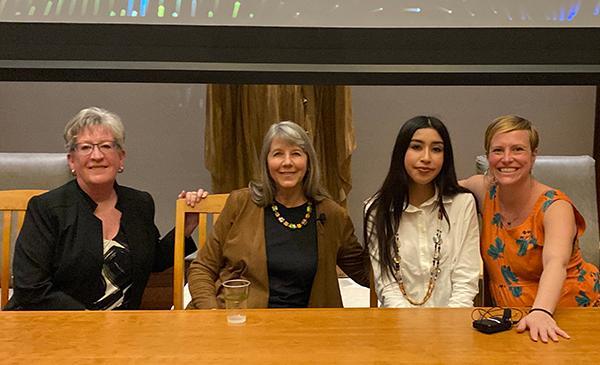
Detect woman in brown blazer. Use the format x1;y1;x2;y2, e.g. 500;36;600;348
187;121;369;309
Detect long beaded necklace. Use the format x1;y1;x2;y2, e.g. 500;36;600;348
271;201;313;230
393;207;443;306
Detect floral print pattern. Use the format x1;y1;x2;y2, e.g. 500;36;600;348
487;237;504;260
482;185;600;307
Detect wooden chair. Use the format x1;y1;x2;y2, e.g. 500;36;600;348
173;193;229;310
369;267;378;308
473;260;487;307
0;189;46;309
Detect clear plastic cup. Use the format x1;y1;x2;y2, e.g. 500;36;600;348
222;279;251;325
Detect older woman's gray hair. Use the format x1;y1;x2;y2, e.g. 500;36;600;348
249;121;329;206
64;107;125;151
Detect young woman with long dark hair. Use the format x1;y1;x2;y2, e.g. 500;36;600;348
365;116;480;307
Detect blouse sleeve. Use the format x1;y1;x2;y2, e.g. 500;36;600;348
145;191;197;272
448;194;481;307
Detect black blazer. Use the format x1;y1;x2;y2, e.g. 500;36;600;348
6;180;195;310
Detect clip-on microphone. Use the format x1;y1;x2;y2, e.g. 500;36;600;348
317;213;327;224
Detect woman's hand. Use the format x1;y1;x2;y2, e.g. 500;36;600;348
179;189;208;207
516;310;570;343
178;189;209;237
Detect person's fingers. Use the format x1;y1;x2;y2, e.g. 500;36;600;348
186;191;198;207
516;319;527;333
516;314;568;343
529;326;539;342
555;327;570;339
178;188;208;207
538;328;549;343
547;328;559;342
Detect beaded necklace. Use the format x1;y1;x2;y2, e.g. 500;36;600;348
393;207;443;306
271;201;313;230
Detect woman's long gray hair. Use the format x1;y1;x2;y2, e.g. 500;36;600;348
249;121;329;206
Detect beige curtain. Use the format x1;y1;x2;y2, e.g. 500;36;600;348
205;84;355;206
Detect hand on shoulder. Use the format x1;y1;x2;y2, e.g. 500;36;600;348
459;175;488;209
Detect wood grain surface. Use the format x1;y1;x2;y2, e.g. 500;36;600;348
1;307;598;364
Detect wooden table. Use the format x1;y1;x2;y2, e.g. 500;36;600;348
1;308;598;364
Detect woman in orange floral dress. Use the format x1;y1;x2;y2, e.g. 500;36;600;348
462;115;599;343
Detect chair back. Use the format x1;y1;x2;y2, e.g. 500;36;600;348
369;268;378;307
476;155;600;267
173;194;229;310
0;152;71;190
0;190;46;308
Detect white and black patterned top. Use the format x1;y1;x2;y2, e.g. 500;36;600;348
88;230;133;310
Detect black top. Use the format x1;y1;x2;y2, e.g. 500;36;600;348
6;179;196;310
264;201;317;308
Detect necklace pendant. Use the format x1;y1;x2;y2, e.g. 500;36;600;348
429;266;441;277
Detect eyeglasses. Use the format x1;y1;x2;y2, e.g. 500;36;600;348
73;141;119;155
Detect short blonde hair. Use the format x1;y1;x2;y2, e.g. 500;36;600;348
64;107;125;151
484;115;539;154
249;121;329;206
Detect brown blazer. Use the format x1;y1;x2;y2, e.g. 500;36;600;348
187;188;370;309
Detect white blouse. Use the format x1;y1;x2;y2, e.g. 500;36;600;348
366;191;480;307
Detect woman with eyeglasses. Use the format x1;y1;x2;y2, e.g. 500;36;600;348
6;107;204;310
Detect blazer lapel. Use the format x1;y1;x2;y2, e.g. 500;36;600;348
115;192;147;281
72;183;103;264
251;206;270;307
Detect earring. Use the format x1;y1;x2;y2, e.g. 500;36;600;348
118;166;124;173
71;169;76;176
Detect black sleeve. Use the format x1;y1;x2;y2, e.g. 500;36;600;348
9;196;86;310
147;193;196;272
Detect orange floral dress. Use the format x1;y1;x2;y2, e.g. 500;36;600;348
482;185;600;307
